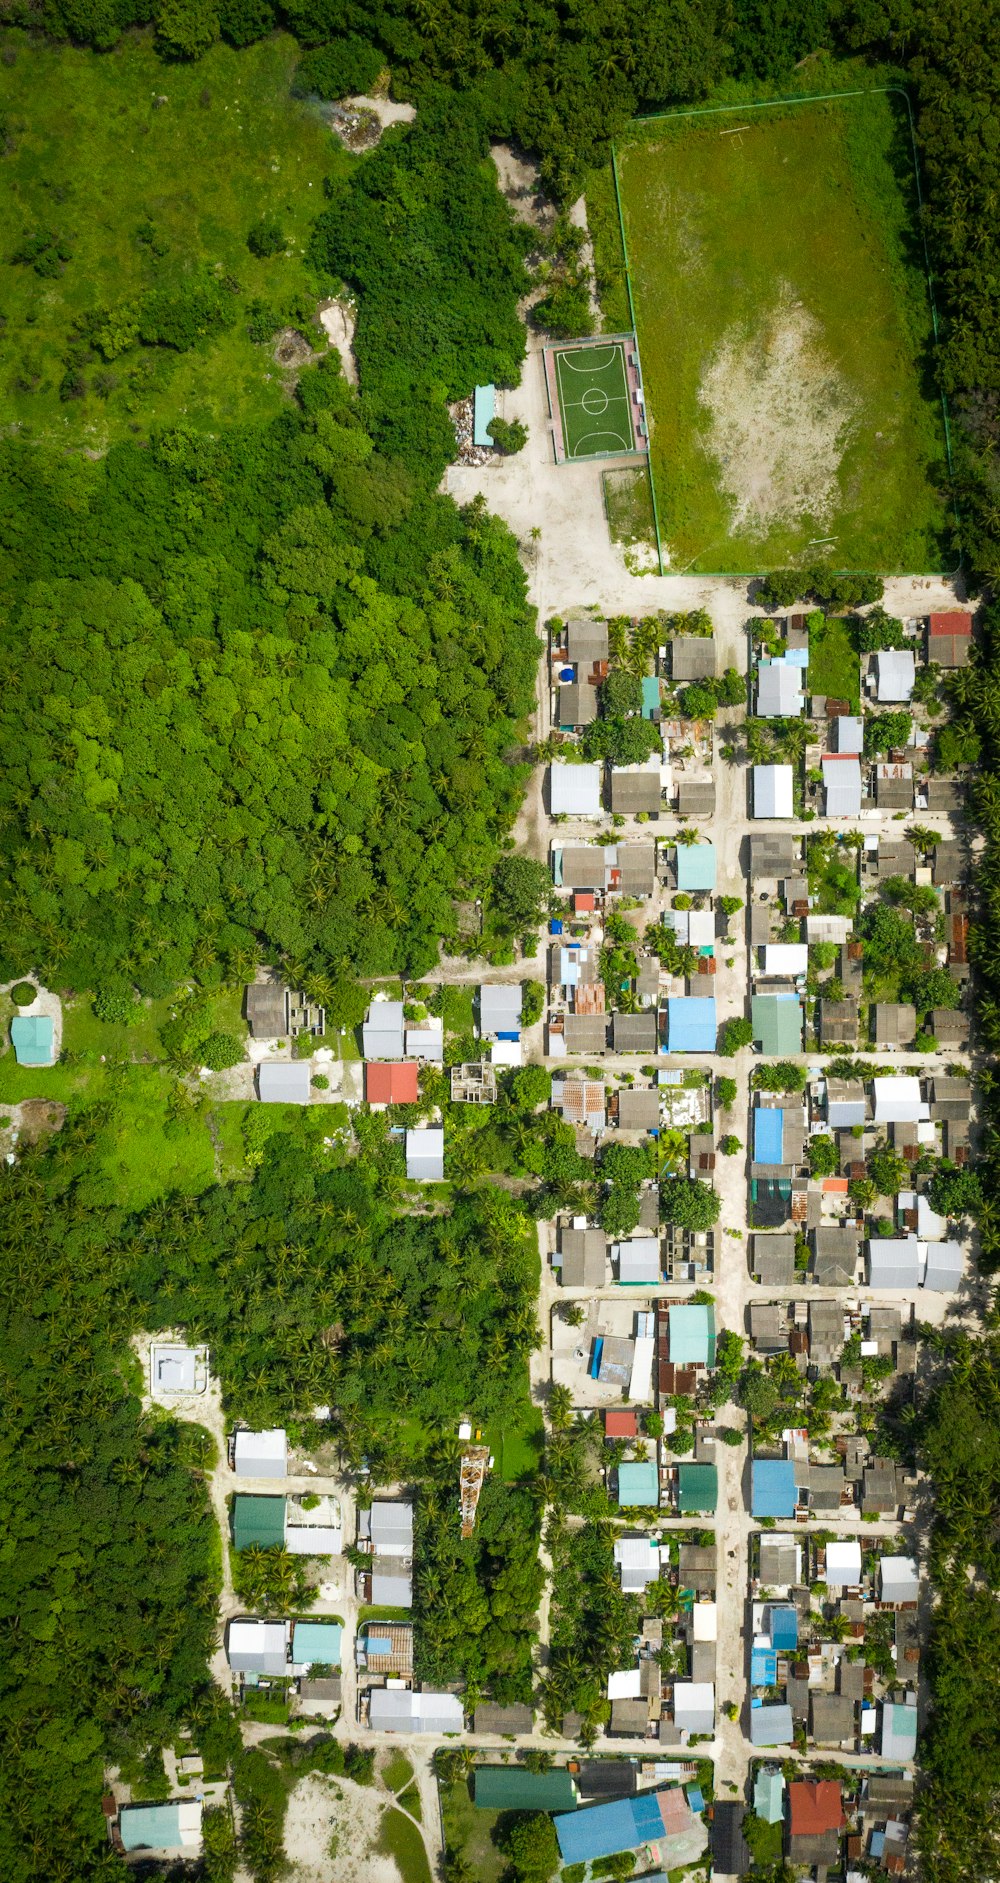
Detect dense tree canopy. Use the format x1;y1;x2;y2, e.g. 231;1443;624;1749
0;362;537;1011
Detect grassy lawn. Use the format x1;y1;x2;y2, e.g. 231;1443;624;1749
439;1781;506;1883
604;464;657;549
613;89;950;573
0;29;349;445
377;1806;433;1883
398;1783;422;1822
807;614;861;710
487;1396;545;1483
381;1751;415;1795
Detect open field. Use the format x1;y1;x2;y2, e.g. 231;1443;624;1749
0;29;348;444
613;92;950;572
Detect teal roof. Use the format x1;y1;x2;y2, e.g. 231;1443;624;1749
677;1462;718;1512
669;1302;716;1368
751;993;802;1055
10;1014;54;1065
473;384;496;448
642;675;661;719
232;1494;285;1551
618;1461;659;1506
120;1804;185;1852
292;1621;342;1668
475;1767;577;1812
753;1770;785;1824
676;843;716;892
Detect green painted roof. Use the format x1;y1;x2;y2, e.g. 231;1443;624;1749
677;1462;718;1512
475;1767;577;1812
669;1302;716;1368
754;1770;785;1823
232;1494;285;1551
10;1013;54;1065
292;1621;342;1668
618;1461;659;1506
751;993;802;1056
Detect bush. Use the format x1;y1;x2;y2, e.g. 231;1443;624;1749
201;1030;246;1071
247;219;285;258
716;1075;738;1108
93;984;139;1026
293;36;384;101
719;1135;741;1155
719;1017;753;1054
311;1074;330;1090
532;278;594;338
488;416;528;454
9;982;36;1006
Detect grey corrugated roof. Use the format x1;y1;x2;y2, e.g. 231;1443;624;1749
867;1238;920;1288
612;1012;658;1052
671;636;716;679
370;1502;413;1552
258;1061;311;1103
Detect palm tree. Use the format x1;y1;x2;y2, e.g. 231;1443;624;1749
548;1383;574;1431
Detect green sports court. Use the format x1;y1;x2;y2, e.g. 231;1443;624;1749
551;340;637;460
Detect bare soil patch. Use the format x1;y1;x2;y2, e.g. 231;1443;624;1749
697;294;858;538
273;328;314;370
13;1098;66;1144
319;300;358;386
283;1772;402;1883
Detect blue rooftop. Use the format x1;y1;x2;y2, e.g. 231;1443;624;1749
10;1013;54;1066
618;1461;658;1507
642;675;661;719
292;1621;342;1668
667;996;717;1052
676;843;716;892
751;1647;778;1686
120;1805;188;1853
669;1302;716;1368
752;1458;797;1519
754;1108;785;1165
768;1605;799;1651
473;384;496;447
556;1793;670;1865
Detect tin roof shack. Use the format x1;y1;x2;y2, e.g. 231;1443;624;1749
752;1232;797;1286
559;1225;607;1287
872;1003;917;1050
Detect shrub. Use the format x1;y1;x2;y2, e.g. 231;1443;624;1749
311;1074;330;1090
201;1030;246;1071
720;1135;741;1156
247;218;285;258
293;36;383;101
10;982;36;1006
93;984;139;1026
488;416;528;454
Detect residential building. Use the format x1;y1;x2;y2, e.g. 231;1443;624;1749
227;1619;290;1675
362;999;406;1059
553;1077;606;1132
612;1012;658;1052
617;1088;660;1132
753;765;794;818
751;992;803;1053
474;1766;575;1809
872;1002;916;1048
560;1226;607;1286
678;777;716;816
119;1803;203;1856
757;658;804;717
666;997;717;1051
551;762;603;817
927;610;973;667
557;680;599;726
875;650;915;701
750;1704;794;1746
257;1061;311;1103
675;841;716;892
671;636;716;680
365;1062;420;1105
368;1689;465;1734
611;768;662;815
233;1430;287;1478
565;615;609;664
406;1127;444;1182
823;755;863;816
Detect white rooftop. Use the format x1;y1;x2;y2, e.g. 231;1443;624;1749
762;944;808;976
550;762;603;817
825;1539;863;1585
753;765;794;819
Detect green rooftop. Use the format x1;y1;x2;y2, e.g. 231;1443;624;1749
751;993;803;1056
677;1462;718;1513
475;1767;577;1812
232;1494;285;1551
10;1013;54;1066
668;1302;716;1368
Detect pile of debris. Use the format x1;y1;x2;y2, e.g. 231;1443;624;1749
324;102;382;152
450;395;496;467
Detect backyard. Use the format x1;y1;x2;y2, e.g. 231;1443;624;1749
612;89;950;573
0;28;348;444
807;613;861;710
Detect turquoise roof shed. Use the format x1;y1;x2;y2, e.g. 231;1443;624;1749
11;1014;54;1066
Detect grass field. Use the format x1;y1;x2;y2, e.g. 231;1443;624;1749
377;1806;433;1883
439;1781;506;1883
613;92;951;572
553;341;635;458
807;614;861;709
0;29;348;445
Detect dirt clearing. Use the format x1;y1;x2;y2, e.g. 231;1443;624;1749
283;1772;402;1883
698;294;858;537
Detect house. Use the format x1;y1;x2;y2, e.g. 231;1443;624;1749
927;778;963;811
678;777;716;816
674;1682;715;1734
558;845;608;890
369;1689;465;1734
614;1535;662;1592
119;1803;203;1856
362;999;406;1059
761;943;807;978
757;658;804;717
669;1302;715;1367
614;1236;661;1284
758;1533;800;1587
749;834;798;877
677;1462;717;1513
753;765;794;818
618;1461;659;1507
754;1770;785;1825
880;1554;919;1604
636;958;661;1004
875;762;913;810
751;992;802;1054
150;1344;205;1396
233;1430;287;1478
370;1561;412;1607
554;1078;606;1132
227;1619;290;1675
365;1062;420;1106
787;1780;844;1867
752;1459;797;1519
560;1227;607;1286
930;1075;971;1121
676;842;716;892
566;615;609;664
556;1788;707;1868
873;1076;927;1125
867;1237;920;1289
406;1016;443;1061
245;981;290;1038
558;680;599;726
291;1621;342;1673
678;1542;715;1594
932;840;963;885
551;762;603;817
617;1088;660;1132
641;675;661;720
474;1765;575;1809
809;1298;847;1363
872;1002;916;1049
363;1501;413;1558
750;1302;787;1351
924;1240;964;1290
471;1704;535;1739
820;999;859;1047
823;755;863;817
750;1704;794;1746
927;610;973;667
813;1226;859;1287
667;997;717;1052
480;983;522;1038
232;1495;286;1551
611;768;662;815
833;715;864;754
617;843;658;895
931;1009;969;1049
868;835;916;879
258;1061;311;1103
811;1691;855;1747
752;1232;796;1285
875;650;915;701
612;1012;659;1053
358;1623;413;1674
827;1078;866;1127
753;1104;805;1170
565;1014;609;1054
862;1459;903;1516
671;635;716;680
711;1804;751;1878
406;1127;444;1182
824;1539;862;1586
881;1700;918;1761
610;1697;651;1736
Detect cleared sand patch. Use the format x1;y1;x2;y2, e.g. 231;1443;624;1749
283;1772;402;1883
697;294;858;538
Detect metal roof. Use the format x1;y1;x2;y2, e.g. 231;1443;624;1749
234;1430;287;1478
669;1302;715;1367
676;842;716;891
757;658;805;717
232;1495;286;1551
369;1688;464;1734
474;1766;575;1810
406;1127;444;1182
666;996;717;1051
753;765;794;818
292;1621;342;1669
751;992;802;1054
362;1000;406;1059
823;755;862;816
876;650;915;701
227;1619;289;1674
257;1060;311;1103
370;1501;414;1553
867;1238;920;1289
10;1014;54;1065
551;762;603;816
479;983;522;1034
754;1107;785;1166
752;1458;797;1519
880;1701;918;1760
750;1703;793;1745
618;1461;658;1506
119;1803;202;1853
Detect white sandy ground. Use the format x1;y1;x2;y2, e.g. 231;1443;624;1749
283;1772;401;1883
319;301;358;385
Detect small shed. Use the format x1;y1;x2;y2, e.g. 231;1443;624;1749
10;1014;55;1066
